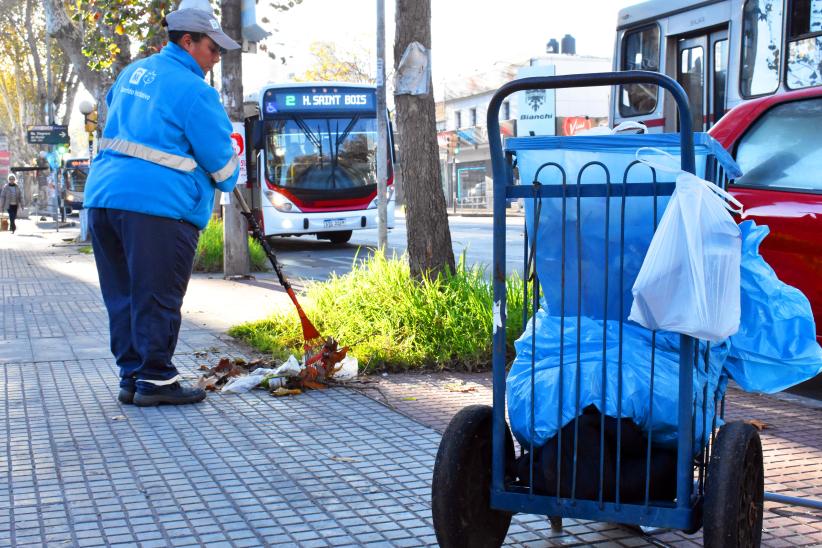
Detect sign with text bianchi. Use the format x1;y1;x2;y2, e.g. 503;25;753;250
515;65;556;136
27;125;70;145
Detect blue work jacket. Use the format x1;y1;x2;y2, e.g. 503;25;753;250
85;43;239;229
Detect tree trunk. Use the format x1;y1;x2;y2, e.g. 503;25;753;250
220;0;250;277
393;0;454;278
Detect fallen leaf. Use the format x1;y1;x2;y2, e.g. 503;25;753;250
745;419;769;431
444;381;478;393
198;365;209;371
402;397;417;401
197;376;220;391
302;380;327;390
111;415;127;421
270;387;302;397
330;456;360;463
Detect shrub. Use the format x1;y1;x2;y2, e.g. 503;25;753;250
193;218;268;272
229;250;530;372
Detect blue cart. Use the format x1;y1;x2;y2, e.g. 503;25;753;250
431;72;764;547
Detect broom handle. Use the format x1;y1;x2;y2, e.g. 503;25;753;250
231;187;321;341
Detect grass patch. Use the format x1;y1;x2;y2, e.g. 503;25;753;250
193;218;268;272
78;245;93;254
229;251;530;372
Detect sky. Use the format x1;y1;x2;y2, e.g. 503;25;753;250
247;0;640;96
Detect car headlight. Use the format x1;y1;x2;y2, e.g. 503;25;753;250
368;186;395;209
265;190;300;212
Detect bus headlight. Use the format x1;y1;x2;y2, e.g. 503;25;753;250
368;186;394;209
265;190;300;212
65;192;74;201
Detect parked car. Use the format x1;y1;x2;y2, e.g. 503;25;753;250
709;87;821;396
710;87;822;343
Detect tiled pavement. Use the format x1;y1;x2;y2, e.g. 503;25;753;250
2;219;821;547
369;372;822;546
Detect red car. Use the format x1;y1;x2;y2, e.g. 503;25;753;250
710;87;822;346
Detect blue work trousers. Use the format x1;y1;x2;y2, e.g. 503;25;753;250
88;208;199;384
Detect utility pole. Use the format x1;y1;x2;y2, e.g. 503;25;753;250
220;0;250;277
376;0;388;250
46;33;61;232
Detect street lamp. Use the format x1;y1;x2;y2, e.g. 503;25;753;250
79;100;97;161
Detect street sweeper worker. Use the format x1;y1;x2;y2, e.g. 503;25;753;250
83;0;240;407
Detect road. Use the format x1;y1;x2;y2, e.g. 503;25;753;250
267;213;528;282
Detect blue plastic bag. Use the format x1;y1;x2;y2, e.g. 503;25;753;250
511;133;742;321
505;133;741;451
507;311;729;449
724;220;822;393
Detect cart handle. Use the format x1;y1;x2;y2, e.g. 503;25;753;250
486;70;695;179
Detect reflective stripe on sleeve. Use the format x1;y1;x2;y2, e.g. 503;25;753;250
100;138;197;172
211;155;238;183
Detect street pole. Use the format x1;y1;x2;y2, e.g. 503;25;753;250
375;0;388;250
220;0;250;278
46;33;60;232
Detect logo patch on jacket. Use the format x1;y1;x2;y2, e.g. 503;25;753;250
129;68;147;85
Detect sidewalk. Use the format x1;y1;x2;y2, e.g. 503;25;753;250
1;218;820;547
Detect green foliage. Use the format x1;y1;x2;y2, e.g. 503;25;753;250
193;218;268;273
295;41;374;83
71;0;172;73
78;245;93;254
229;251;531;372
70;0;306;73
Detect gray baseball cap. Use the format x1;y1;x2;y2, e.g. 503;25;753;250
166;8;241;51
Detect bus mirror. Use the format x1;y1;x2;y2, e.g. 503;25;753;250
251;120;265;150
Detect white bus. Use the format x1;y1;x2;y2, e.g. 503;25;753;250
612;0;821;132
243;82;395;244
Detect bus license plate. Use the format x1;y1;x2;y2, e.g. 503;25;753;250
323;218;346;228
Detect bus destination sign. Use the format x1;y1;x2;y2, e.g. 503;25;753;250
263;88;375;115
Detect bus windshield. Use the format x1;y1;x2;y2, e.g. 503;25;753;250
64;166;88;192
265;115;377;192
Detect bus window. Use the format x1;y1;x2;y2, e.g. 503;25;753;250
619;25;660;117
713;39;728;122
679;45;705;131
786;0;822;89
740;0;784;97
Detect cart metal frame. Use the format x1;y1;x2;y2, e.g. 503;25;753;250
487;71;709;532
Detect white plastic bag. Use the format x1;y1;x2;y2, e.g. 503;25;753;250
330;356;358;381
628;149;743;342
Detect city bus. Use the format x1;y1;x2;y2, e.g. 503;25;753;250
59;156;89;211
612;0;821;132
244;82;395;244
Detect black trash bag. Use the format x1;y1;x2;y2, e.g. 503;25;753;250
516;406;678;503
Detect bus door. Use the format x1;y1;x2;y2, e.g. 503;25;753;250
676;29;729;132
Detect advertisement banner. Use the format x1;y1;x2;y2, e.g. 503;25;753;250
230;122;248;187
515;65;556;136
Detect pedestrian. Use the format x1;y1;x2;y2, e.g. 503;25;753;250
0;173;23;233
83;1;240;407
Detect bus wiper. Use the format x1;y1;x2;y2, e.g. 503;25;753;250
326;116;359;189
292;115;323;168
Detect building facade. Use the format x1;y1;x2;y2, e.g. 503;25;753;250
437;54;611;212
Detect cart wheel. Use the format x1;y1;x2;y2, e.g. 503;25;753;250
432;404;514;548
703;421;764;548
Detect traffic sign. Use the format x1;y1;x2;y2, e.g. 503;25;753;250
27;125;69;145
